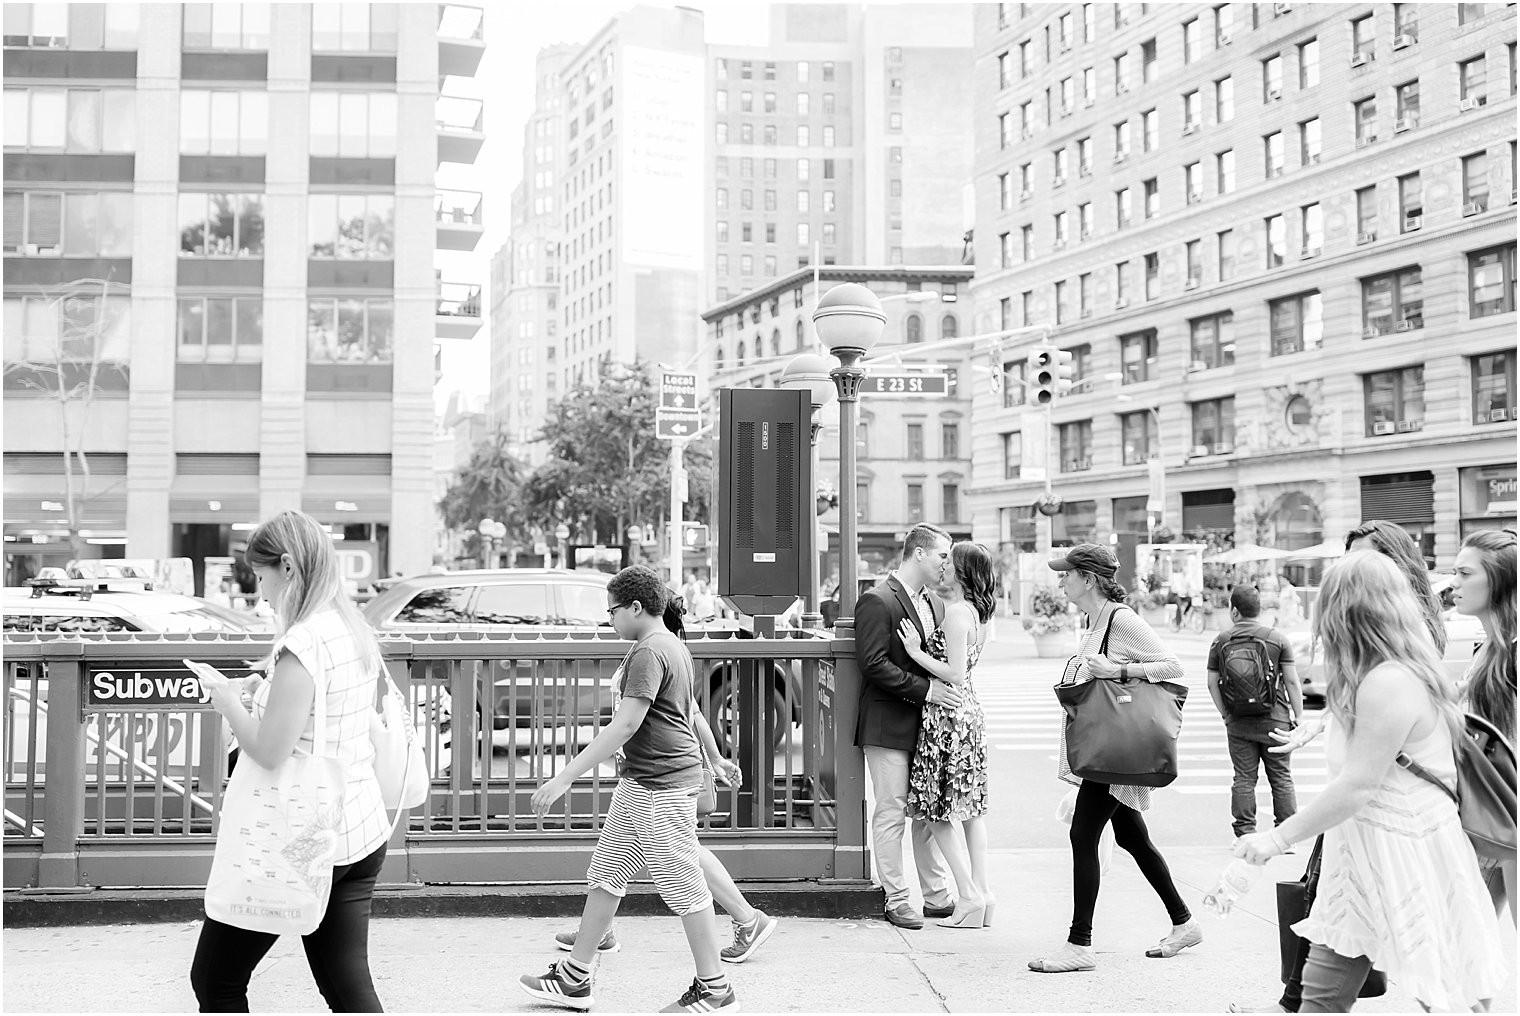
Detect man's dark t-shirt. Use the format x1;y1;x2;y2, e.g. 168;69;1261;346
613;631;703;790
1207;620;1296;742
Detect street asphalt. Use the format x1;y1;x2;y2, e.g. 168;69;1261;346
4;844;1514;1013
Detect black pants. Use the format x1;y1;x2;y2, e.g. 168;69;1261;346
191;842;387;1013
1068;779;1191;947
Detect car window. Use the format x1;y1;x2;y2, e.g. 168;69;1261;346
473;583;549;625
3;613;135;633
559;584;608;626
395;586;473;624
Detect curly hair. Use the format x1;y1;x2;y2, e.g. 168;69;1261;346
607;565;669;619
952;541;998;623
1459;529;1517;740
1343;519;1446;653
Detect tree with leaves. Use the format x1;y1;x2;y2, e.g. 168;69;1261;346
438;428;531;565
3;277;131;559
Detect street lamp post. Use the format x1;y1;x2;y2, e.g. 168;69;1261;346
553;522;570;570
477;517;506;569
779;352;838;629
812;284;886;637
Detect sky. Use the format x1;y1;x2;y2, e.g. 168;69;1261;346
433;1;775;416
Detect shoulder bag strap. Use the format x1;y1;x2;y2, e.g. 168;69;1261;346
1395;749;1460;805
1097;603;1122;659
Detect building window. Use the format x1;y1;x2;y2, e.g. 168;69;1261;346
906;422;924;460
1301;202;1323;254
998;51;1013;88
1217;228;1235;280
1078;136;1093;175
1114;119;1131;157
1185;162;1202;204
1363;366;1425;436
1351;14;1374;60
1078;272;1092;316
1020;224;1034;260
1000;231;1013;267
1354;96;1376;144
176;296;263;362
941;484;960;525
308;91;395;158
1396;79;1420;125
1120;328;1156;383
942;422;960;459
179;192;263;257
306;298;394;363
306;194;393;259
1115;261;1130;303
1142;108;1158;151
4;3;139;48
1191;397;1236;453
1393;3;1419;37
1463;151;1490;208
1299;38;1319;88
1265;214;1285;267
1059;420;1093;472
714;123;728;144
1472;351;1516;424
1054;211;1069;247
1469;244;1517;317
940;313;958;339
907;483;924;524
4;190;133;257
1002;432;1021;478
1144;253;1159;300
716;220;728;242
1055;279;1069;323
1461;56;1487;104
4;87;136;152
1356;185;1377;236
181;90;270;155
1116;187;1132;228
1120;410;1158;465
1264;131;1284;177
1078;202;1093;239
856;481;869;522
905;314;923;343
3;293;131;363
1214;3;1235;46
1002;359;1026;408
1399;172;1422;230
1189;311;1235;369
1143;178;1159;219
1361;267;1424;335
1270;292;1323;355
1186;239;1201;282
999;171;1013;209
1216;149;1235;193
1300;118;1320;164
1263;54;1283;100
1183;18;1200;62
310;3;397;52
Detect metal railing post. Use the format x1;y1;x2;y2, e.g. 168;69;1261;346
828;639;867;879
38;646;86;890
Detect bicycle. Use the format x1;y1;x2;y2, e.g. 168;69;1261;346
1169;598;1205;634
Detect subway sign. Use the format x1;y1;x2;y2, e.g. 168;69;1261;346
88;663;212;707
861;372;949;396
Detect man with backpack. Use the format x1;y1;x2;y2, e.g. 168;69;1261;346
1206;585;1303;843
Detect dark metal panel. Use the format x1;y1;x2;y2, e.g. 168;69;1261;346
308;158;396;186
3;257;133;287
1360;472;1436;523
175;258;265;288
305;364;394;394
2;50;137;79
179;52;267;81
306;260;395;289
3;363;129;392
2;153;134;182
174;363;263;393
177;156;266;186
310;54;397;82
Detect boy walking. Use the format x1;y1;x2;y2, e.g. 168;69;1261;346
520;566;735;1013
1205;585;1303;842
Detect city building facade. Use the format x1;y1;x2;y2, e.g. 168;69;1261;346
702;265;977;582
967;1;1517;580
3;2;485;588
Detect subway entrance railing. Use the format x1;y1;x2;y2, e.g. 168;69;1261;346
2;631;867;892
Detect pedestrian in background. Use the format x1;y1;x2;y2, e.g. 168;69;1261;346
1452;528;1517;922
1029;544;1198;973
1206;585;1302;845
898;541;996;929
520;566;736;1013
854;524;959;930
189;510;391;1013
1235;551;1507;1013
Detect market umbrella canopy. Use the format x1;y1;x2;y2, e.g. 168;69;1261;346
1284;540;1347;560
1205;544;1297;564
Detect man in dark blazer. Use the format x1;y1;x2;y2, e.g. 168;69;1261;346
855;523;962;928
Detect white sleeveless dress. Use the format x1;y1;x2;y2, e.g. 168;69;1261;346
1292;715;1509;1010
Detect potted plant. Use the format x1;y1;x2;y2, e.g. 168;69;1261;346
1023;585;1076;657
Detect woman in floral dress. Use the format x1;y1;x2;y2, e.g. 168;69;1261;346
898;541;995;929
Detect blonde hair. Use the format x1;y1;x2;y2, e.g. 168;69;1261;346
246;510;381;676
1313;550;1461;741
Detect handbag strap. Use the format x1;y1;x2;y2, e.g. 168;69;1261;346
1096;604;1123;658
1395;749;1460;805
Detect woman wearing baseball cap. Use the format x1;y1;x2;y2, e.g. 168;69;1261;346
1029;544;1198;974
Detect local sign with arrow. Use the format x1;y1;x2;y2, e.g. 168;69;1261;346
660;371;699;410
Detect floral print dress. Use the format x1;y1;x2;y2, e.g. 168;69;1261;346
905;624;989;822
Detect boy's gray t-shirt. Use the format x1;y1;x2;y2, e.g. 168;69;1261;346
615;630;703;790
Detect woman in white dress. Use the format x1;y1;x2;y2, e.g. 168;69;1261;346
1236;551;1508;1012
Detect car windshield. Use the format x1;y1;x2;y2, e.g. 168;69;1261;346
396;586;473;623
3;613;136;633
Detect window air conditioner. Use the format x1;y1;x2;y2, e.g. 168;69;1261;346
1372;421;1396;435
1363;324;1384;338
1489;408;1509;422
1356;230;1376;245
1117;82;1130;94
1218;32;1233;45
1267;88;1282;101
1394;117;1414;133
1403;213;1422;231
1053;176;1067;188
1350;51;1371;68
1395;318;1416;332
1274;3;1293;14
1021;126;1035;139
1459;96;1485;111
1392;33;1416;50
1269;166;1285;177
1396;420;1415;433
1053;239;1067;250
1191;444;1211;457
1355;135;1378;148
1188;188;1202;203
1188;359;1208;372
1463;199;1488;216
1213;443;1232;454
1182;122;1198;136
1080;308;1093;318
1306;153;1321;165
1079;227;1092;240
1114;297;1130;309
1113;153;1129;165
1079;164;1092;177
1184;277;1201;290
1301;245;1321;259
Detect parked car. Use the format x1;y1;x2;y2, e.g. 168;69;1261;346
1290;609;1484;703
3;573;270;635
364;569;814;752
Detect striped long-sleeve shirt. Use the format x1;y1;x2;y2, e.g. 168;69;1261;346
1058;601;1185;811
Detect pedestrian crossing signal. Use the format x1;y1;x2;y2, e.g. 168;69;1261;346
683;523;709;550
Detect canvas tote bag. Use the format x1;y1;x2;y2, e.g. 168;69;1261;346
205;642;347;935
371;665;428;820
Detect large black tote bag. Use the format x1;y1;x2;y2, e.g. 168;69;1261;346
1275;837;1387;998
1056;675;1188;787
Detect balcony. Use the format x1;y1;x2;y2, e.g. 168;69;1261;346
438;4;484;78
436;190;483;251
436;281;483;340
436;96;484;165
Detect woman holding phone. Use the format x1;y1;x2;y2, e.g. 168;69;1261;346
187;510;391;1012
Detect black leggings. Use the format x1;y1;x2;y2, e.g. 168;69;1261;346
1068;779;1191;947
191;842;387;1013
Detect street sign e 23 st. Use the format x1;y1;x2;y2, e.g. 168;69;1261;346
862;372;948;396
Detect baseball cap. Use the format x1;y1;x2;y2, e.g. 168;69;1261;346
1047;543;1118;578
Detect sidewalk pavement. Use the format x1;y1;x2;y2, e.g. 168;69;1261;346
4;846;1513;1013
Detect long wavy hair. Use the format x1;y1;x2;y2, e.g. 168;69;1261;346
246;510;380;675
951;541;997;623
1314;550;1461;741
1460;530;1517;740
1344;519;1446;653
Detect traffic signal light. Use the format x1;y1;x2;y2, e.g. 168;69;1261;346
682;523;709;550
1028;347;1075;405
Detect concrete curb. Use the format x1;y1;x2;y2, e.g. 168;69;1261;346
2;879;884;928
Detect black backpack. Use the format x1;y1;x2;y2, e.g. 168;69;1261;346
1217;631;1279;717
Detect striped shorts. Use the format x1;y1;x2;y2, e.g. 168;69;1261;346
585;778;712;916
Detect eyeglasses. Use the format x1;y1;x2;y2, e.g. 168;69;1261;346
606;602;630;617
